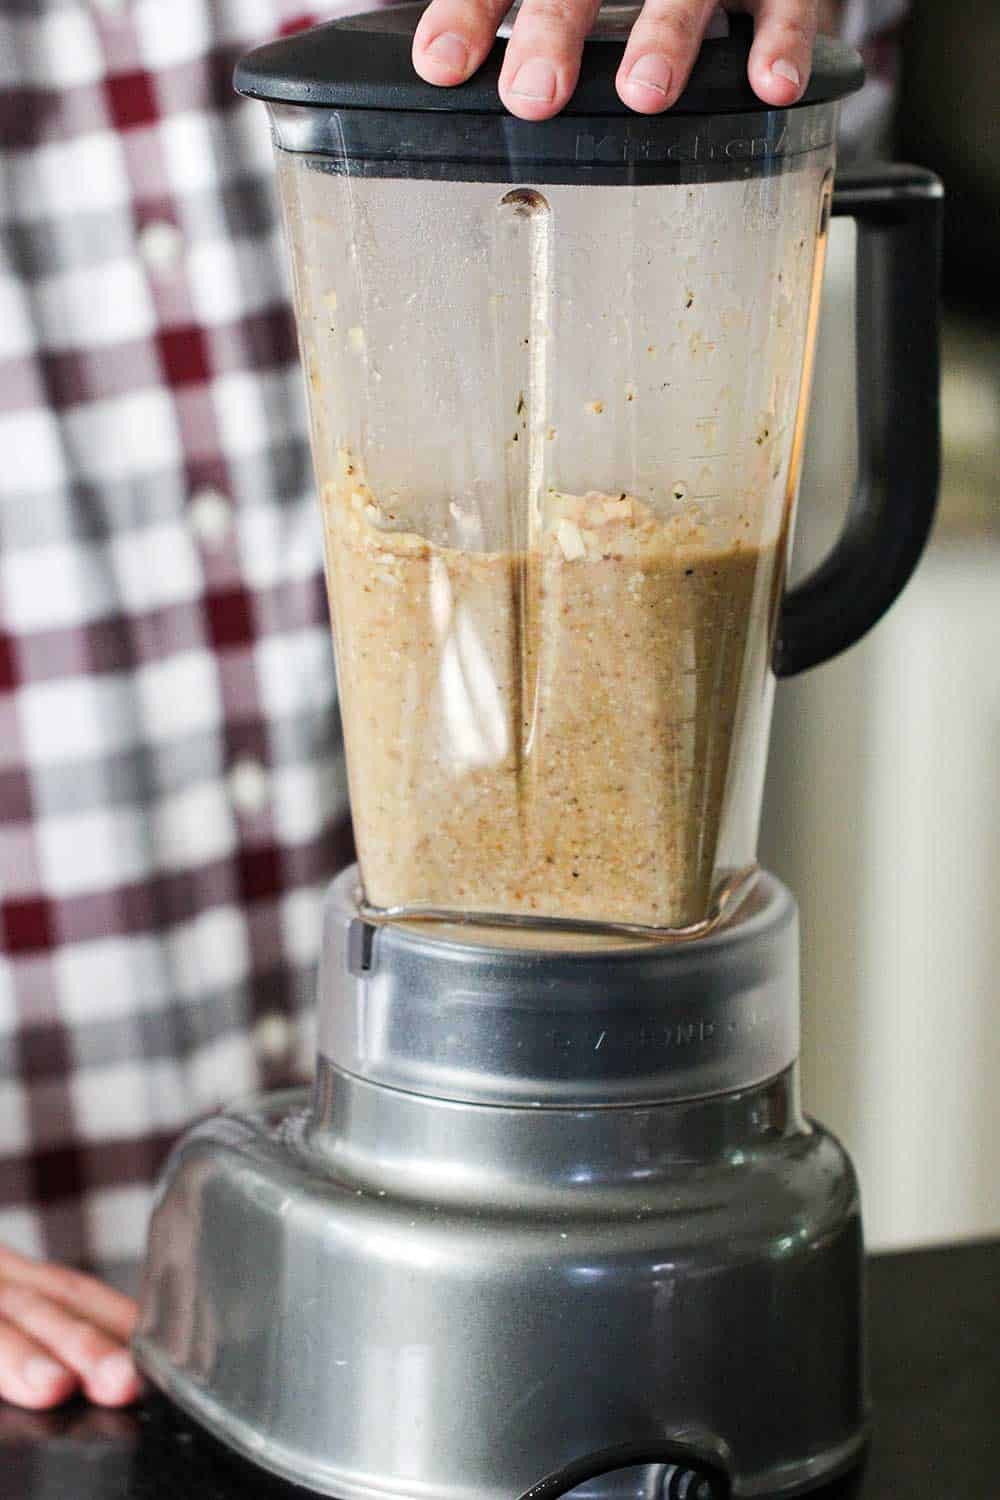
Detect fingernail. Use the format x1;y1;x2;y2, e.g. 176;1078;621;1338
426;32;469;72
625;54;673;99
510;58;557;103
24;1356;68;1392
771;58;801;87
94;1351;137;1392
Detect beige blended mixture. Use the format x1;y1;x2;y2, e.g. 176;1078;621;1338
323;462;780;930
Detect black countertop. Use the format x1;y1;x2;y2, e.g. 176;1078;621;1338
3;1239;998;1499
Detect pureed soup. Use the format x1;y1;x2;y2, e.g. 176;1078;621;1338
324;455;781;931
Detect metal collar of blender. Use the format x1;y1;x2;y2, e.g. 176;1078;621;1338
314;866;800;1109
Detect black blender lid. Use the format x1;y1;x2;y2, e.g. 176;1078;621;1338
235;4;863;117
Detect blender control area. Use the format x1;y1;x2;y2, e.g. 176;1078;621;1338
17;5;949;1500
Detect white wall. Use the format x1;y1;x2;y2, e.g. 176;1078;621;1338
760;224;1000;1250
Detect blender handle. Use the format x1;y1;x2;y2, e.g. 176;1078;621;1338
774;163;944;677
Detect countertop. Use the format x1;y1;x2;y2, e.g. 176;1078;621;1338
3;1239;997;1499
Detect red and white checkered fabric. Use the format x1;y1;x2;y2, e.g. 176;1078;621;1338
0;0;373;1280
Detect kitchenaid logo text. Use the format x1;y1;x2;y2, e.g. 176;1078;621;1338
574;123;832;166
547;1014;760;1054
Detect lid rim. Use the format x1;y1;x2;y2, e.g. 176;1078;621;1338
234;9;864;118
236;88;854;120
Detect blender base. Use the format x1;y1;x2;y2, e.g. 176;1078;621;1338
135;871;868;1500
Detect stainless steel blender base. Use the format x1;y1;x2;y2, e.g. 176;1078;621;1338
135;870;868;1500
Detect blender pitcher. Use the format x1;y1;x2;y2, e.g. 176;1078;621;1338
237;7;941;936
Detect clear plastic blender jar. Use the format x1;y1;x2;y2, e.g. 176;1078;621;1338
237;7;940;935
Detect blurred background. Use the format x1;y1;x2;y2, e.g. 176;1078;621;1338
760;1;1000;1250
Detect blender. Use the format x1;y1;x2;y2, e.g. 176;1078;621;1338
133;8;942;1497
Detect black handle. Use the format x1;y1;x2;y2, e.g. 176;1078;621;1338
774;163;944;677
516;1439;732;1500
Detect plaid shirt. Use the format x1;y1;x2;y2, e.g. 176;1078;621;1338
0;0;371;1281
1;0;903;1282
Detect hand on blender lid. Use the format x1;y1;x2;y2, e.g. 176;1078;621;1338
412;0;836;121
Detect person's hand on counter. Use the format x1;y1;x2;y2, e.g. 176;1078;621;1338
0;1245;141;1410
413;0;843;122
